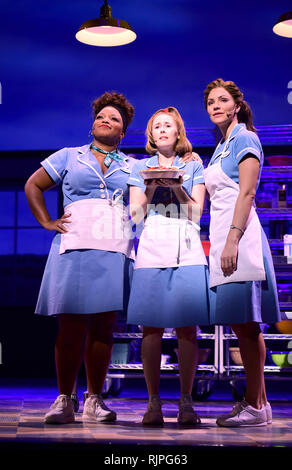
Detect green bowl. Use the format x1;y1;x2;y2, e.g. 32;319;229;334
269;351;291;367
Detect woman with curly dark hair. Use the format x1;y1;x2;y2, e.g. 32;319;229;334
25;91;135;424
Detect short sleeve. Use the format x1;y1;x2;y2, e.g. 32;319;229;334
192;161;205;186
41;147;69;184
234;131;263;164
127;160;145;189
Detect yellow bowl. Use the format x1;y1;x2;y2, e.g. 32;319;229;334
275;321;292;334
269;351;291;367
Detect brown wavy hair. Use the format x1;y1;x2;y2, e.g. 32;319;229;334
204;78;256;133
145;107;192;156
92;91;134;133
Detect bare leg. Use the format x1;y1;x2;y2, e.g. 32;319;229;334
141;327;164;425
231;322;267;409
176;326;200;425
141;327;164;396
176;326;198;395
84;312;117;396
55;314;89;397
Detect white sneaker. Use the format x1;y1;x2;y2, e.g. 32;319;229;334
82;395;116;423
44;394;75;424
265;401;272;424
216;400;267;427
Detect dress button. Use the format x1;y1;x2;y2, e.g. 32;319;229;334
101;194;106;199
100;184;104;188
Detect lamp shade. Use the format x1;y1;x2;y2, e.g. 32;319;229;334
76;1;136;47
273;11;292;38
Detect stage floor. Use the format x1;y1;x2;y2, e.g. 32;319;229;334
0;379;291;464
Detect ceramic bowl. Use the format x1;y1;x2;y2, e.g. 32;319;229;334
229;347;243;366
174;348;210;364
266;155;292;166
268;351;291;367
198;348;211;364
275;320;292;334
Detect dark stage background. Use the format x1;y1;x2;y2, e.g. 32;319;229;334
0;0;292;150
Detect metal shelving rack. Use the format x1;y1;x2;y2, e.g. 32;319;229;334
216;164;292;394
109;329;219;377
219;328;292;377
104;329;219;399
104;165;292;399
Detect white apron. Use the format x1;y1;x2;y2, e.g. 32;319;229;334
134;213;207;269
203;139;266;288
59;196;135;260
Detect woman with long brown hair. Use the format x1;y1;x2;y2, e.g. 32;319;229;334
203;78;283;427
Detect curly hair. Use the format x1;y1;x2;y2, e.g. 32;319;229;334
92;91;134;133
145;106;192;156
204;78;256;133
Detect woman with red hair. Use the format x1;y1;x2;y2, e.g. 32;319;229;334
127;106;210;426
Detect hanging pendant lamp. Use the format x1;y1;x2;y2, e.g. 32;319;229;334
76;0;137;47
273;11;292;38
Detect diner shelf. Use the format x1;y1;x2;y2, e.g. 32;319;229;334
260;166;292;182
108;363;216;372
256;208;292;219
223;334;292;341
225;365;292;374
279;302;292;310
113;332;216;340
201;209;292;224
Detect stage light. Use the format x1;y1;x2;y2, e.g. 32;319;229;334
76;0;137;47
273;11;292;38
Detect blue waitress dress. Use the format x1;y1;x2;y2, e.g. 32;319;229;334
35;144;135;316
203;123;285;325
127;154;210;328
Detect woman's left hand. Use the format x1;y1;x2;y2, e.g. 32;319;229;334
180;152;203;165
220;240;238;277
157;176;183;188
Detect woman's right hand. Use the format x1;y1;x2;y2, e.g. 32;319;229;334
180;152;203;165
42;213;71;233
144;178;162;188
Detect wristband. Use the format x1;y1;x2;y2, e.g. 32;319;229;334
230;224;245;235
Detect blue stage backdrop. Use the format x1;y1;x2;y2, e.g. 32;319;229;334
0;0;291;150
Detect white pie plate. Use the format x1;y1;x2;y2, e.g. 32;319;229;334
139;169;185;180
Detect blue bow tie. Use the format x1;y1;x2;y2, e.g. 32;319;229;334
90;143;123;167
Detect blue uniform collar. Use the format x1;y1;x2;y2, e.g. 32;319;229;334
211;123;246;164
146;153;186;169
217;123;246;146
77;144;131;177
